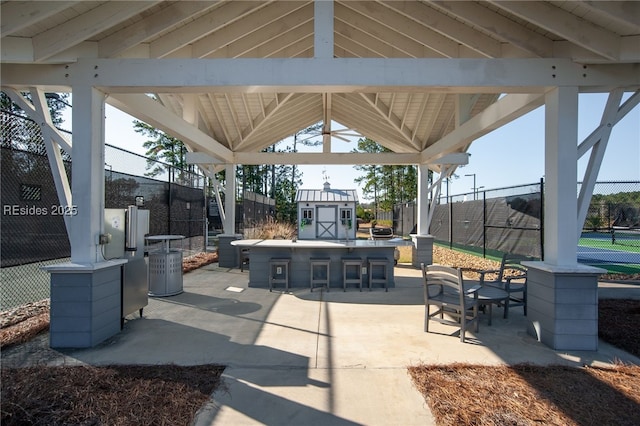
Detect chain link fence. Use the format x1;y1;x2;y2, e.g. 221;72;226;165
390;179;638;270
1;110;207;311
577;181;640;272
432;181;544;259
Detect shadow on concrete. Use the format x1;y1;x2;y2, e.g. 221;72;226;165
292;275;424;306
198;369;359;426
159;291;263;316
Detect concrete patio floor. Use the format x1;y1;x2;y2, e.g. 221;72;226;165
3;263;639;425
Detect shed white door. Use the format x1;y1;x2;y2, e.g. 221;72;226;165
316;205;337;239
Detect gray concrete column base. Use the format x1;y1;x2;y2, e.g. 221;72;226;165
218;234;243;268
44;260;126;348
523;261;605;351
410;234;434;268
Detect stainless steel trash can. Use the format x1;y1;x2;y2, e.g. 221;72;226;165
147;235;185;297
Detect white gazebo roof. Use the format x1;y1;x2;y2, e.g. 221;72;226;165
2;1;638;171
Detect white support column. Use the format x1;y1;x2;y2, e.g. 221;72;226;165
70;85;106;263
416;164;430;235
314;0;333;58
413;163;452;267
525;86;605;351
544;86;578;266
223;163;236;235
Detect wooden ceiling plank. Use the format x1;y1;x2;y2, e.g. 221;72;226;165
149;1;266;58
430;1;553;58
99;1;218;58
380;0;502;58
489;1;620;60
33;1;158;61
1;1;74;35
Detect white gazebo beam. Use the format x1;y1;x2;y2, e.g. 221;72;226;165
577;89;639;237
422;93;545;163
578;1;640;32
416;93;446;149
417;163;458;236
577;90;640;158
3;58;638;91
234;152;419;165
107;93;233;163
224;93;244;149
333;93;420;153
13;88;73;233
314;0;333;58
359;93;417;147
322;93;332;153
2;86;72;154
235;93;296;150
236;94;322;153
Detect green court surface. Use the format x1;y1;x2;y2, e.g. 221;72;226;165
579;233;640;254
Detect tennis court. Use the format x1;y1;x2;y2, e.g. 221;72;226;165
578;230;640;274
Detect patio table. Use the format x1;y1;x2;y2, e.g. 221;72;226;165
464;281;509;325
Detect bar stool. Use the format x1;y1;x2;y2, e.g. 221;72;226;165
368;258;389;292
269;258;290;292
310;258;331;292
342;258;363;291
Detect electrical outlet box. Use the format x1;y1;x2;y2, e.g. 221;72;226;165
361;267;367;275
104;209;125;258
99;233;111;245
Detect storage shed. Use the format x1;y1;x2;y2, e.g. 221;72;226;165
296;182;358;240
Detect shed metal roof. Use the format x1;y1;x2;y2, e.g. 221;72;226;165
296;187;358;204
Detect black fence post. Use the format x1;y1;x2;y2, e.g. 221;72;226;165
482;189;487;258
448;194;453;249
168;175;172;236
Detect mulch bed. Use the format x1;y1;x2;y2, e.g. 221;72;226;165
1;364;225;426
182;251;218;273
598;299;640;356
408;363;640;426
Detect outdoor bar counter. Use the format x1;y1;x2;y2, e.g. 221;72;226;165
230;239;396;290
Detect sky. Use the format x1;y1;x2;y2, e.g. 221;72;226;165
63;92;639;199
